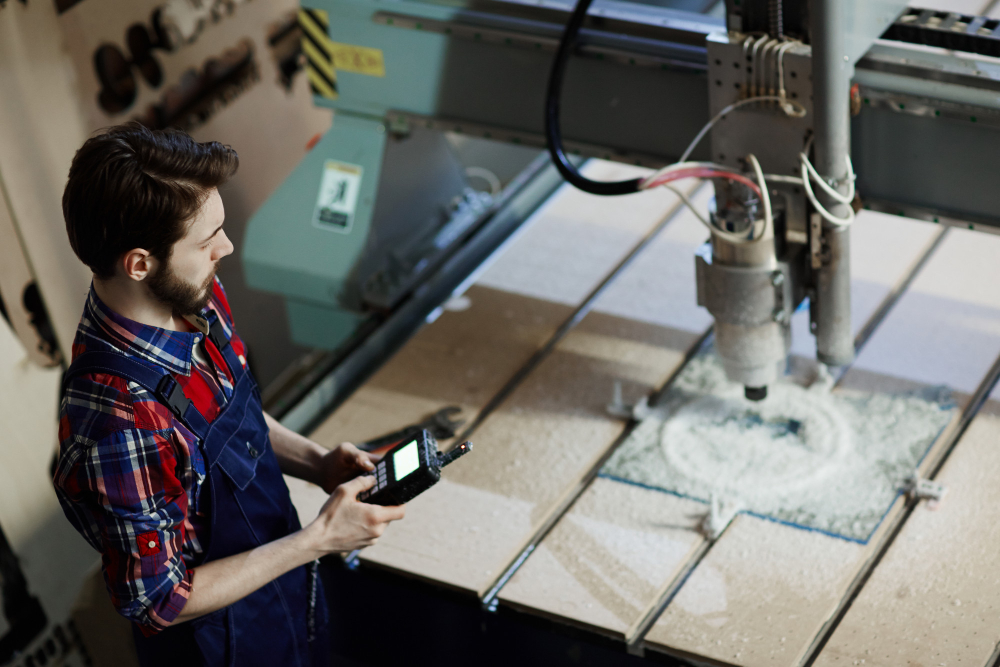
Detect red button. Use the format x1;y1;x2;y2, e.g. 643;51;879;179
137;531;161;557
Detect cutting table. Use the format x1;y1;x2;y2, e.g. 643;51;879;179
285;158;1000;667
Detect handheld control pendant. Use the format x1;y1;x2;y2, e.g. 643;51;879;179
357;430;472;505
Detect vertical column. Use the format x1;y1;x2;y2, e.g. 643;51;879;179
809;0;854;366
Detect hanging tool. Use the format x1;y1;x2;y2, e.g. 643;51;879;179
358;406;465;452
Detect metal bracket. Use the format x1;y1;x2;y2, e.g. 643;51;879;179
700;493;742;539
695;246;790;326
606;381;653;421
904;473;947;504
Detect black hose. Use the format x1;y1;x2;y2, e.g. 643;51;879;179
544;0;641;196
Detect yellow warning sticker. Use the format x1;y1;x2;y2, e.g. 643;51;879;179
299;8;337;99
299;6;386;96
328;42;385;78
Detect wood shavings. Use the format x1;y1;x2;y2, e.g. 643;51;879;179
602;350;956;542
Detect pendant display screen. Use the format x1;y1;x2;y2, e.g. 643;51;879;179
357;430;472;506
393;440;420;480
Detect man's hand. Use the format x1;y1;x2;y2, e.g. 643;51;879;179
264;412;379;491
308;476;405;553
176;475;405;623
318;442;378;493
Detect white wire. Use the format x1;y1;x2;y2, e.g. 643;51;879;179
647;39;806;188
759;38;780;97
776;40;799;102
798;139;856;228
660;182;760;245
747;153;771;241
800;151;854;205
749;35;770;96
670;95;807;169
638;38;809;240
760;38;779;95
764;174;803;185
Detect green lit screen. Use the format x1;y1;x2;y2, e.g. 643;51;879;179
393;441;420;480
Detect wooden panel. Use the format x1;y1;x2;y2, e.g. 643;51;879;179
843;227;1000;396
495;211;941;641
311;161;682;444
286;285;575;523
310;285;573;446
362;308;707;594
358;187;716;594
644;227;1000;666
493;188;714;628
473;176;691;309
292;162;684;524
499;477;706;639
789;211;943;360
813;402;1000;666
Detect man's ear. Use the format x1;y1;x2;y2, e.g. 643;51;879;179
121;249;156;282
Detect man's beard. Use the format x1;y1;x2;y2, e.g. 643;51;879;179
147;258;217;317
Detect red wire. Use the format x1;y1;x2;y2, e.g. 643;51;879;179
641;169;762;198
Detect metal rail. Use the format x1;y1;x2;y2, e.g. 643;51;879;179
279;153;567;434
802;349;1000;666
642;205;952;663
469;182;709;611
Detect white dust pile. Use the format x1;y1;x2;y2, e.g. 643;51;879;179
602;352;956;541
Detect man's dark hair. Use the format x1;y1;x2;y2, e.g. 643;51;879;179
63;122;239;279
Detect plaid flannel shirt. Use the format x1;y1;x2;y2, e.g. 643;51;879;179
54;277;249;633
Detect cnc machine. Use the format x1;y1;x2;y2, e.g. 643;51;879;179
241;1;1000;664
247;0;1000;418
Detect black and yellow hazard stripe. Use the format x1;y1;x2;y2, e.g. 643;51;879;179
299;8;338;99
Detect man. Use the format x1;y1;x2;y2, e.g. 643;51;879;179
53;122;404;666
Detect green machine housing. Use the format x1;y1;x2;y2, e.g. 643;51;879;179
243;0;1000;358
240;0;722;351
242;0;503;351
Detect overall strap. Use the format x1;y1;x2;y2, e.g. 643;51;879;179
64;351;211;438
206;314;245;379
206;316;231;351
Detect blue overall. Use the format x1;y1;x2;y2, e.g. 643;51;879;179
64;317;330;667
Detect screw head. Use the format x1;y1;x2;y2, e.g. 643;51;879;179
771;272;785;287
773;309;787;323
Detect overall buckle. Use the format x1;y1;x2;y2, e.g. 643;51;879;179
157;376;191;420
208;317;229;351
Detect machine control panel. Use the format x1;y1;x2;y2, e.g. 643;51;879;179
357;430;472;506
